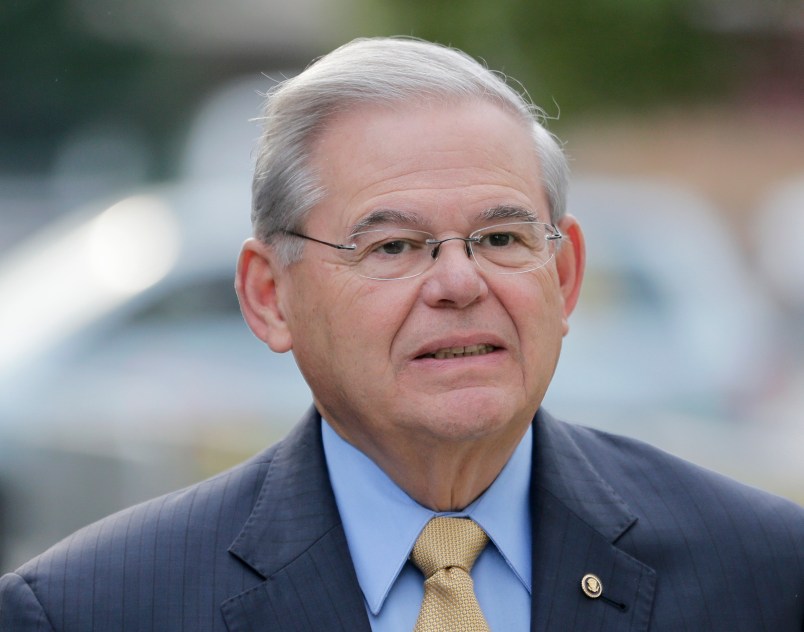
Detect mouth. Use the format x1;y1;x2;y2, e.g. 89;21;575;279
418;343;497;360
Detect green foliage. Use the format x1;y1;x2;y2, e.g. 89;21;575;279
0;0;745;174
360;0;735;120
0;1;224;174
0;1;149;140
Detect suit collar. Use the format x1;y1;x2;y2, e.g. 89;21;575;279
223;408;371;631
530;409;656;630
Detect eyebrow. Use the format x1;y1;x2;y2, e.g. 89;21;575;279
349;209;426;234
478;205;539;223
348;204;540;235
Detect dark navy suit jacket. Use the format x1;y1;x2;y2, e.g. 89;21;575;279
1;408;802;630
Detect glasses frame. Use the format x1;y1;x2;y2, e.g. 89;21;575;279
281;221;563;281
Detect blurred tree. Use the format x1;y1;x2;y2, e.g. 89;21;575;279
361;0;738;122
0;1;149;170
0;1;247;176
1;0;799;176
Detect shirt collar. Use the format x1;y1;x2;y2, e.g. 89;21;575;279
322;420;532;615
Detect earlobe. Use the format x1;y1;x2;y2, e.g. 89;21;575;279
555;214;586;336
235;238;294;352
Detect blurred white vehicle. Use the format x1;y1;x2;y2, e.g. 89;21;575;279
0;178;312;570
754;177;804;313
549;176;777;417
0;76;310;571
546;178;803;503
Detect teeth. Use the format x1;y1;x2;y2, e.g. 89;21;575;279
432;344;494;359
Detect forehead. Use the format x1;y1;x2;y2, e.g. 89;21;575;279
306;99;549;231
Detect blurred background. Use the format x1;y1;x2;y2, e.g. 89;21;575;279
1;0;802;573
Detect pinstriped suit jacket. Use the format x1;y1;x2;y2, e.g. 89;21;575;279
1;408;802;630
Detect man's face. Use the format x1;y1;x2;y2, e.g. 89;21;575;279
266;100;583;457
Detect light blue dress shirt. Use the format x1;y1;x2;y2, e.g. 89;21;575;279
322;420;532;632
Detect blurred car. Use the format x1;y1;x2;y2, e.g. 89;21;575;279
548;176;777;417
0;75;309;571
546;177;803;503
0;178;312;570
754;177;804;314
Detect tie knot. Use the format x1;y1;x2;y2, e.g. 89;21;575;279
411;517;489;579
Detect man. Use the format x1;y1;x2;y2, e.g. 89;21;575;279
1;37;801;631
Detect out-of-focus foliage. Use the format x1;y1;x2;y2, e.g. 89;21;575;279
1;1;148;169
1;1;243;176
1;0;800;173
363;0;736;119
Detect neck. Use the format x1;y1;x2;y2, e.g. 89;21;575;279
330;418;528;511
388;447;517;511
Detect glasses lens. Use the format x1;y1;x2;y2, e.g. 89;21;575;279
344;223;558;280
350;229;433;280
471;222;556;273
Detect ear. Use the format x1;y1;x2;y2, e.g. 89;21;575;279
235;238;293;352
554;214;586;336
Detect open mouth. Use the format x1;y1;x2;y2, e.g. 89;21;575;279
420;344;497;360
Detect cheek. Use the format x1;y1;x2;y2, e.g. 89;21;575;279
298;281;412;377
507;275;565;355
350;281;416;330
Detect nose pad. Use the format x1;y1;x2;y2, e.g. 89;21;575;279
429;237;476;263
428;238;480;281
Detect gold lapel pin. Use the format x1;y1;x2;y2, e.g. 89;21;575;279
581;573;603;599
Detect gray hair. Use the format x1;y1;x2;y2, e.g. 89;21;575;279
251;36;569;265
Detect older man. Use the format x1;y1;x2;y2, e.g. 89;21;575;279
1;37;802;631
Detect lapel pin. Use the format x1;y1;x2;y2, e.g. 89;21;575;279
581;573;603;599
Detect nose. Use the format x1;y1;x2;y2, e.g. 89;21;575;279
420;238;488;308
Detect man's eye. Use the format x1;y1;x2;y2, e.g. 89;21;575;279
369;238;424;256
484;232;515;247
378;240;408;255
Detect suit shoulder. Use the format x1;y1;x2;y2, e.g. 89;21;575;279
538;415;804;626
14;443;276;578
1;445;280;631
563;420;804;541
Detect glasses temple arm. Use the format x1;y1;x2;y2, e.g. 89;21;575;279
283;230;357;251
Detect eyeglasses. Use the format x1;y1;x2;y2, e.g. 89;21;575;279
281;221;563;281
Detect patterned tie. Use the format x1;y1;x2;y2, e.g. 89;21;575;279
410;517;491;632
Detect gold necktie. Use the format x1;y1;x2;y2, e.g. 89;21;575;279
410;517;491;632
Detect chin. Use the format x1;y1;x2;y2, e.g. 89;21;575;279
417;389;529;442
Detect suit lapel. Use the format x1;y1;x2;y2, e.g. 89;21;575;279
530;410;656;631
222;409;371;631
